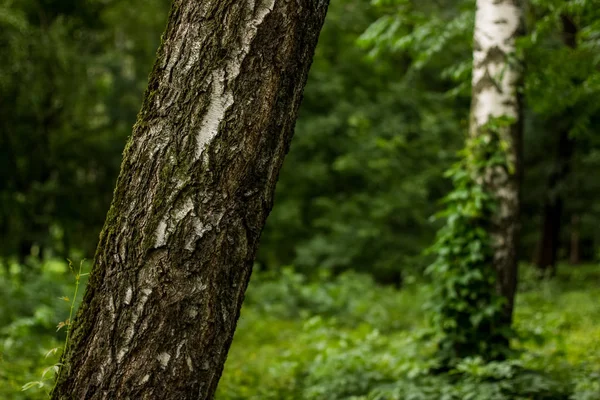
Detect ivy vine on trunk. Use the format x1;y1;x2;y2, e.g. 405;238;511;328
427;0;524;366
427;117;516;366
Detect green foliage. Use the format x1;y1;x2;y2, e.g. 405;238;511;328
258;0;464;281
358;0;474;96
0;260;87;399
5;0;598;280
1;0;600;398
2;263;599;399
216;266;599;400
521;0;600;132
519;0;600;253
244;268;428;332
361;0;600;265
0;0;170;262
425;119;516;365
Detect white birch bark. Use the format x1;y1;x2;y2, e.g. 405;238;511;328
470;0;524;320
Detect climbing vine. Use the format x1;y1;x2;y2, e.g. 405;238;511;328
426;117;516;366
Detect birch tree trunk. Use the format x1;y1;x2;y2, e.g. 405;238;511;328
51;1;329;398
470;0;524;321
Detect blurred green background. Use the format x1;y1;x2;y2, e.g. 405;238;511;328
1;0;599;398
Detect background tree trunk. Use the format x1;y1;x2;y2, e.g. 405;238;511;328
534;14;577;276
535;127;574;275
569;214;581;265
52;1;329;399
470;0;524;321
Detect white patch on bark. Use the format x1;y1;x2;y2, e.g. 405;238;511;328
139;374;150;385
195;71;234;160
107;295;116;324
155;197;195;247
124;287;133;305
193;278;208;293
123;288;153;343
118;241;127;265
194;0;275;160
157;352;171;369
471;0;521;127
95;366;104;384
133;288;152;325
117;347;129;363
124;325;135;342
184;220;206;251
473;84;518;127
183;35;202;75
154;219;169;248
186;355;194;372
176;341;185;359
183;211;223;251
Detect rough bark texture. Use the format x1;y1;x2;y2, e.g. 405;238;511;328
534;14;577;275
51;1;329;398
470;0;524;320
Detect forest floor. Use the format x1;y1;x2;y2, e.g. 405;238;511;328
1;262;599;399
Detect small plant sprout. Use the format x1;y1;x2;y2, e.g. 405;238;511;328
21;259;87;396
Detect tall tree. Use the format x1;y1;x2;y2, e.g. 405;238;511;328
51;0;329;398
470;0;524;320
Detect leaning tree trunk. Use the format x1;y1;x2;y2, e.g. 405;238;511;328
51;1;329;399
534;14;577;276
470;0;524;321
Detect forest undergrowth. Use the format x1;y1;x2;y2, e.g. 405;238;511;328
1;261;598;399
